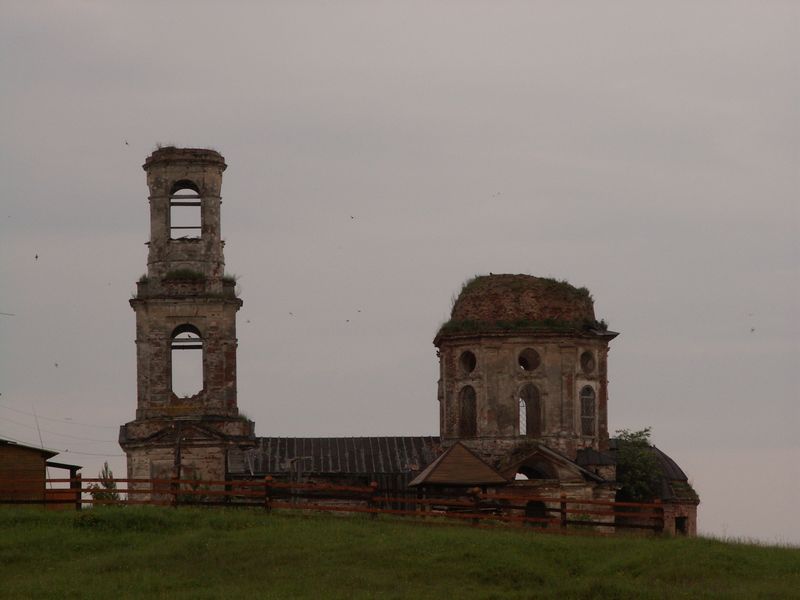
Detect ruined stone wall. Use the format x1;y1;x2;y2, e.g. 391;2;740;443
662;502;698;536
126;443;233;501
130;297;242;419
121;148;255;491
438;333;610;458
143;147;227;287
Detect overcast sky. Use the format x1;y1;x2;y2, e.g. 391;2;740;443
1;1;797;544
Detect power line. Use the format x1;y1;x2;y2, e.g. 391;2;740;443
0;415;118;443
0;431;124;458
59;449;125;457
0;402;119;429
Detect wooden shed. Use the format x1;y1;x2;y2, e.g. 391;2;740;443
0;438;81;508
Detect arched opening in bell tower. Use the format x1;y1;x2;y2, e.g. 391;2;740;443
171;324;203;398
169;180;201;240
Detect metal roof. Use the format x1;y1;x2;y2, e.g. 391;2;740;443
575;447;617;467
607;439;689;481
607;439;698;503
233;436;442;476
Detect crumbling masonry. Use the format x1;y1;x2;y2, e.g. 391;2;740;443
120;148;255;487
120;148;698;535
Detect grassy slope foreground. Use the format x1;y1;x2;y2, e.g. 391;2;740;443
0;508;798;599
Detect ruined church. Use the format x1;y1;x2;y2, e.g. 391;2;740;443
120;147;698;534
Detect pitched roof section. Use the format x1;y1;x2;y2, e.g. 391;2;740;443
233;437;442;476
0;437;59;459
499;442;606;482
408;442;508;487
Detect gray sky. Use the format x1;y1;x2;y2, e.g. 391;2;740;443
1;1;798;544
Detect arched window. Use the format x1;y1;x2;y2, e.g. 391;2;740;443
170;180;201;240
458;386;477;438
171;324;203;397
519;384;542;437
580;386;596;436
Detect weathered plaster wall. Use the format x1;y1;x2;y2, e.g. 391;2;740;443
438;334;610;456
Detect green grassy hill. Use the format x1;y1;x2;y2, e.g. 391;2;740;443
1;507;797;599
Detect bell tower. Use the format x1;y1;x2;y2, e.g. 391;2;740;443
120;147;254;485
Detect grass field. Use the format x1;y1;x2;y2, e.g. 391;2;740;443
0;507;798;599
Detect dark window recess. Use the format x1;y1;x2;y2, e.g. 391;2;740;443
459;350;477;374
580;386;595;436
519;383;542;437
518;348;541;371
524;501;548;528
458;386;477;437
675;516;689;535
580;351;596;374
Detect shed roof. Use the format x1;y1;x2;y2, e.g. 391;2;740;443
0;437;59;459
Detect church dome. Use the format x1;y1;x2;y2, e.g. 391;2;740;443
436;274;602;341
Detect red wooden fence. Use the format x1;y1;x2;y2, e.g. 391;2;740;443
0;477;664;533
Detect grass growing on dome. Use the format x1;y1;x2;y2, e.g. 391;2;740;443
450;274;593;311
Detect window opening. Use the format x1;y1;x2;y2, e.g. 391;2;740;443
518;348;541;371
675;516;688;535
170;181;201;240
458;386;477;437
459;350;476;374
519;384;541;437
517;462;554;480
171;325;203;397
580;386;596;436
524;501;548;527
580;351;595;374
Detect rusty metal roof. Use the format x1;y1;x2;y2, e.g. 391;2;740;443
607;439;699;503
607;439;689;481
233;436;442;476
575;447;616;467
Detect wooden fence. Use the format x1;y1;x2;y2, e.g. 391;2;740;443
0;477;665;534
